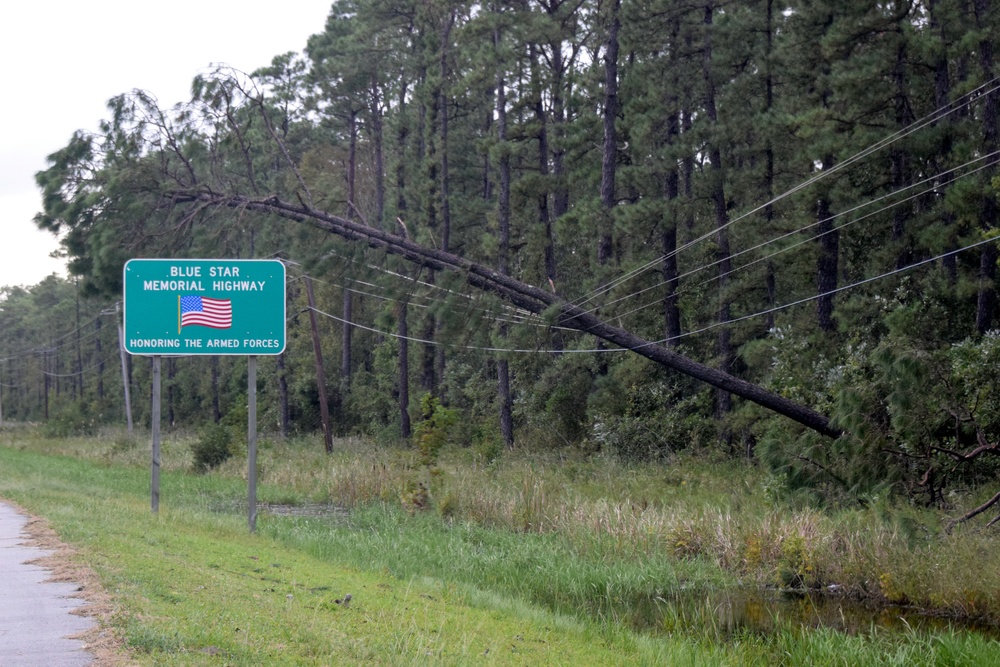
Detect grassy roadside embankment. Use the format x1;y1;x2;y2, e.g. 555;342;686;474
2;427;1000;665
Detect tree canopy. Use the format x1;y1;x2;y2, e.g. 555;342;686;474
15;0;1000;515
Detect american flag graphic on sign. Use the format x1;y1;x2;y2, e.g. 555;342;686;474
179;295;232;330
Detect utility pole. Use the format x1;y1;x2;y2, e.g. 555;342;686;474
115;303;134;435
305;277;333;453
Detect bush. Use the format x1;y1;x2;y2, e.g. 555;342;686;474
43;401;98;438
191;424;233;472
414;394;458;468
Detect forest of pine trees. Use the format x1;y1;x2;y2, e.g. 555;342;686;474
8;0;1000;505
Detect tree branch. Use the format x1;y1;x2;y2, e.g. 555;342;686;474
946;490;1000;533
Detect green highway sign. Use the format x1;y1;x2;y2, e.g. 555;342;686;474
123;259;286;356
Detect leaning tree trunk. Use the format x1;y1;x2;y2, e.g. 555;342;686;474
177;189;842;440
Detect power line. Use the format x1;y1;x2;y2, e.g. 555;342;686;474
41;355;115;379
569;75;1000;310
603;152;1000;321
656;235;1000;347
305;235;998;356
0;310;114;363
307;305;599;354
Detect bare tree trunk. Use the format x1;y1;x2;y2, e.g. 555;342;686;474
95;315;104;399
529;43;557;287
395;78;413;437
764;0;777;331
597;0;621;266
432;11;457;398
167;357;175;429
277;352;289;437
891;34;914;270
343;110;358;389
496;23;515;449
74;282;83;398
342;288;353;388
702;1;733;422
816;156;839;332
370;73;386;226
930;0;958;283
305;277;334;453
546;4;569;220
975;0;998;333
211;356;221;424
43;348;49;420
662;16;682;345
398;301;411;438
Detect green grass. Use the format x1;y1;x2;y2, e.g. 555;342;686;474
2;428;1000;665
0;447;668;664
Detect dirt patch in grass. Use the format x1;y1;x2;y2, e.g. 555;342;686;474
13;504;132;667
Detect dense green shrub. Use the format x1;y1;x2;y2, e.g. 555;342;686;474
191;423;233;472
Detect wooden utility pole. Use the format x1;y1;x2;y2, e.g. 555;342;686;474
304;277;333;453
116;304;134;434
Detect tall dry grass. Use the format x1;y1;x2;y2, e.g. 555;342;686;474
11;425;1000;621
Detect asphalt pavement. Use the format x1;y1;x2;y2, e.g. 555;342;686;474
0;501;94;666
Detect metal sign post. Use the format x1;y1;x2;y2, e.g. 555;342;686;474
123;259;285;529
151;355;161;513
247;356;258;532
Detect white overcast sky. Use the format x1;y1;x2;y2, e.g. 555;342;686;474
0;1;332;289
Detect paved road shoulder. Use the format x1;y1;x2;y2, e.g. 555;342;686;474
0;501;95;667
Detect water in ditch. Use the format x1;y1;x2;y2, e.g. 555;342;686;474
614;587;1000;640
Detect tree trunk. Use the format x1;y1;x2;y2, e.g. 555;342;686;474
764;0;777;331
496;25;515;449
435;12;455;397
663;18;681;346
816;157;839;332
305;276;334;453
530;43;557;287
95;315;104;399
597;0;621;266
891;34;913;269
278;352;289;437
342;288;353;388
211;356;221;424
929;0;958;283
975;0;998;333
43;348;49;420
395;79;413;436
167;357;175;429
343;110;358;388
74;282;83;398
370;73;385;226
702;1;733;421
398;301;411;438
547;4;569;220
